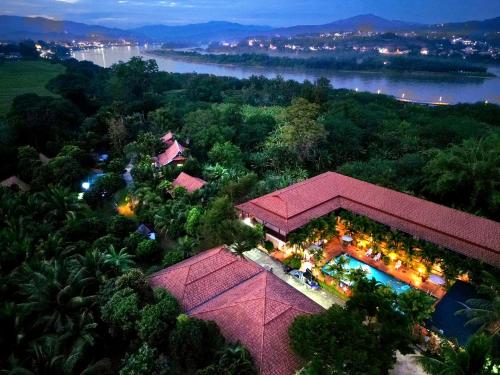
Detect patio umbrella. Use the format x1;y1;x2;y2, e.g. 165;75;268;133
429;274;445;285
341;235;353;243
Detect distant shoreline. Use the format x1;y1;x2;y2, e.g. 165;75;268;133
146;50;495;79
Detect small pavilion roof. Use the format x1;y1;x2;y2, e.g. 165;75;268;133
156;140;186;166
172;172;206;193
161;131;174;145
0;176;31;191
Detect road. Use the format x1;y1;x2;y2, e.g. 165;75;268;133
244;248;345;309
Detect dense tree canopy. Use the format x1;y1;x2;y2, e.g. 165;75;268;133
1;54;499;374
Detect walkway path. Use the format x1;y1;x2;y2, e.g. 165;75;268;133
245;248;344;309
245;248;428;375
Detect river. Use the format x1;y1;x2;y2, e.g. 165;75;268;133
71;45;500;105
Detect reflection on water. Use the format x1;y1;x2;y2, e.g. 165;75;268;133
71;46;500;104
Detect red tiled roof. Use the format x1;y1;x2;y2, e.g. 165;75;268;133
161;131;174;145
149;247;323;375
0;176;31;191
236;172;500;266
191;272;323;375
149;246;262;311
172;172;206;193
156;140;186;166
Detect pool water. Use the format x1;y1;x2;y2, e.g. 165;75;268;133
322;254;412;294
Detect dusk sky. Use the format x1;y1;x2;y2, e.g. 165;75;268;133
1;0;500;28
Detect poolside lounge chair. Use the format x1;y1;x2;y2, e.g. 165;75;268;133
365;248;373;257
373;253;382;262
395;260;402;270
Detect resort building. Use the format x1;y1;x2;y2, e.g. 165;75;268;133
236;172;500;267
155;140;187;167
172;172;206;193
149;246;323;375
161;131;175;146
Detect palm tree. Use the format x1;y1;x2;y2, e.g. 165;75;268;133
103;245;135;273
17;260;97;334
323;254;349;282
456;271;500;336
38;187;87;224
456;298;500;336
397;289;435;325
217;343;256;375
418;333;494;375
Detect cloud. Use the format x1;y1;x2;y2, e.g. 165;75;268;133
55;0;80;3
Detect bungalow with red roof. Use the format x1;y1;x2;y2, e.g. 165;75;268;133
161;131;175;146
0;176;31;192
236;172;500;267
155;140;187;167
149;246;323;375
172;172;206;193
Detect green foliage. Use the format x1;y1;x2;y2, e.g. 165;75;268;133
138;289;181;347
120;344;159;375
162;249;186;267
397;289;436;325
290;278;415;374
418;333;496;375
198;343;256;375
423;134;500;218
283;254;302;270
101;287;141;334
136;239;160;260
169;315;225;371
0;60;65;115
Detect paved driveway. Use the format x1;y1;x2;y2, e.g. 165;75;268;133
244;248;427;375
244;248;345;309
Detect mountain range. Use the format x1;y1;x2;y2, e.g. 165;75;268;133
0;14;499;44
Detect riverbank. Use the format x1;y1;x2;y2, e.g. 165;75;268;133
149;49;495;78
71;46;500;104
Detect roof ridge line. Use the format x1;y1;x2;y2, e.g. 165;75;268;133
186;269;264;313
259;272;269;375
185;257;239;286
147;247;225;279
190;295;265;316
339;196;500;255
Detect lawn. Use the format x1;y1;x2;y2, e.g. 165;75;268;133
0;60;65;115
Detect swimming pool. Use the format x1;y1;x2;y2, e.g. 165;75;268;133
322;254;412;294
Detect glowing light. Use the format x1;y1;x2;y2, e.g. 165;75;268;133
377;89;381;94
77;192;84;200
401;93;405;99
117;201;135;217
81;182;90;190
243;217;254;227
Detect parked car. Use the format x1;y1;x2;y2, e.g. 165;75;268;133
289;270;320;290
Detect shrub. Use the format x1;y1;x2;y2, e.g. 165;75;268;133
162;249;186;267
283;254;302;270
136;239;159;259
138;289;181;346
101;287;140;335
169;315;225;371
120;344;159;375
263;240;274;252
